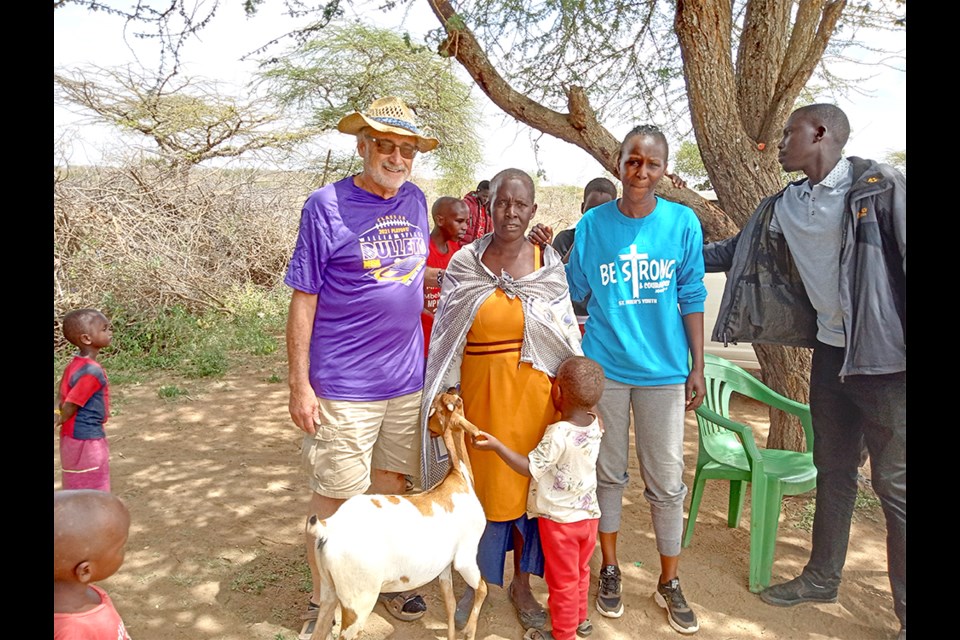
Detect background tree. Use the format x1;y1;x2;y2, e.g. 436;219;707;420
55;66;311;172
55;0;906;450
673;140;712;192
884;149;906;176
422;0;905;451
257;22;483;195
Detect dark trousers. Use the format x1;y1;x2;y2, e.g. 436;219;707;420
805;343;906;627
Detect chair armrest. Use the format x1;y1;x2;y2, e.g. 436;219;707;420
735;375;807;416
701;354;815;453
730;376;814;453
695;405;765;469
756;392;814;453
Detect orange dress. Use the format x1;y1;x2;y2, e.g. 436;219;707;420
461;286;560;522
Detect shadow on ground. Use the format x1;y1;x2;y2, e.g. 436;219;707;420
54;350;896;640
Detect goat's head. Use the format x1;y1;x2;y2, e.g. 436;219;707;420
427;392;480;438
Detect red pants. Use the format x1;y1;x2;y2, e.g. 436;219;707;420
539;517;599;640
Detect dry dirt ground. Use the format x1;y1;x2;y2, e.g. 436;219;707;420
53;350;900;640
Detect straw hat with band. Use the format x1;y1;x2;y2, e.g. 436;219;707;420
337;96;440;153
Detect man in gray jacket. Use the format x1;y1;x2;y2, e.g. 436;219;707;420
703;103;905;640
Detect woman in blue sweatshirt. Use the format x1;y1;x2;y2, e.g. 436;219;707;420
565;125;707;635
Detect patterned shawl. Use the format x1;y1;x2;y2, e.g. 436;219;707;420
419;234;583;490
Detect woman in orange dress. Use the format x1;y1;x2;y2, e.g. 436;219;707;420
421;168;582;631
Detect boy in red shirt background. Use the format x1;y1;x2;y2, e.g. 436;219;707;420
422;197;468;356
56;308;114;492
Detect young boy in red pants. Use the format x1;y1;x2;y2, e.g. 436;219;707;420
473;356;605;640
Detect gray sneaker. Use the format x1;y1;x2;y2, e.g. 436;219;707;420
654;578;700;634
595;564;624;618
576;618;594;637
759;574;838;607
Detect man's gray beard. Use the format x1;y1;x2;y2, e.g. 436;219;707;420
370;166;410;190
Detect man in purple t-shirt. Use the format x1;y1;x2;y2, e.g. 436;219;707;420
284;97;443;635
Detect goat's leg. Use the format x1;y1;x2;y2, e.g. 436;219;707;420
455;550;488;640
307;591;338;640
337;592;378;640
462;577;487;640
438;565;457;640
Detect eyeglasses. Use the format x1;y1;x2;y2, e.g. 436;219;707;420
365;135;419;160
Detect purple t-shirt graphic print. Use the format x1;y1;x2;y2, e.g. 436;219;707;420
285;177;430;401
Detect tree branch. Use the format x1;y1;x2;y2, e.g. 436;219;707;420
426;0;737;239
427;0;619;172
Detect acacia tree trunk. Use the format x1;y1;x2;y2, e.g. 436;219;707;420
424;0;738;240
425;0;847;451
674;0;844;449
753;344;812;451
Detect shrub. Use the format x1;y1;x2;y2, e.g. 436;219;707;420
54;163;306;349
54;161;295;378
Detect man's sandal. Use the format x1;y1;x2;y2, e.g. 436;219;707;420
299;601;337;640
379;591;427;621
509;585;548;630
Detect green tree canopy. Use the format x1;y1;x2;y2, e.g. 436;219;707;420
256;21;483;194
673;140;711;192
55;66;311;170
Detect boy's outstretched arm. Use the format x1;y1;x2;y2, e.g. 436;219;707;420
472;430;532;478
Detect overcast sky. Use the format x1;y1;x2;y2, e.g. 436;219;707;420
54;1;906;187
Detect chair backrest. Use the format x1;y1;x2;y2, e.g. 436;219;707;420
698;353;813;458
696;353;758;471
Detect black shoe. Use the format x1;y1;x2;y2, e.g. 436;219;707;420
759;574;838;607
654;577;700;634
595;564;624;618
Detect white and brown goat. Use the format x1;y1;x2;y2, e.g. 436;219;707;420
305;392;488;640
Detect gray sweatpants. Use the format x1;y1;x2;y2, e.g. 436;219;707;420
596;379;687;557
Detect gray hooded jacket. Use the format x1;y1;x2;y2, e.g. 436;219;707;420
703;156;905;378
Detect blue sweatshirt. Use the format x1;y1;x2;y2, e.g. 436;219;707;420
565;198;706;386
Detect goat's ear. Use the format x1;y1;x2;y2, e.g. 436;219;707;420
428;405;436;417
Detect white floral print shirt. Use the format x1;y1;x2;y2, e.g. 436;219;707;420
526;415;602;523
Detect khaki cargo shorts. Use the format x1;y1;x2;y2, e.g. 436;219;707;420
301;390;422;499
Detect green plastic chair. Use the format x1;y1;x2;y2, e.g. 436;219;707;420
683;353;817;593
